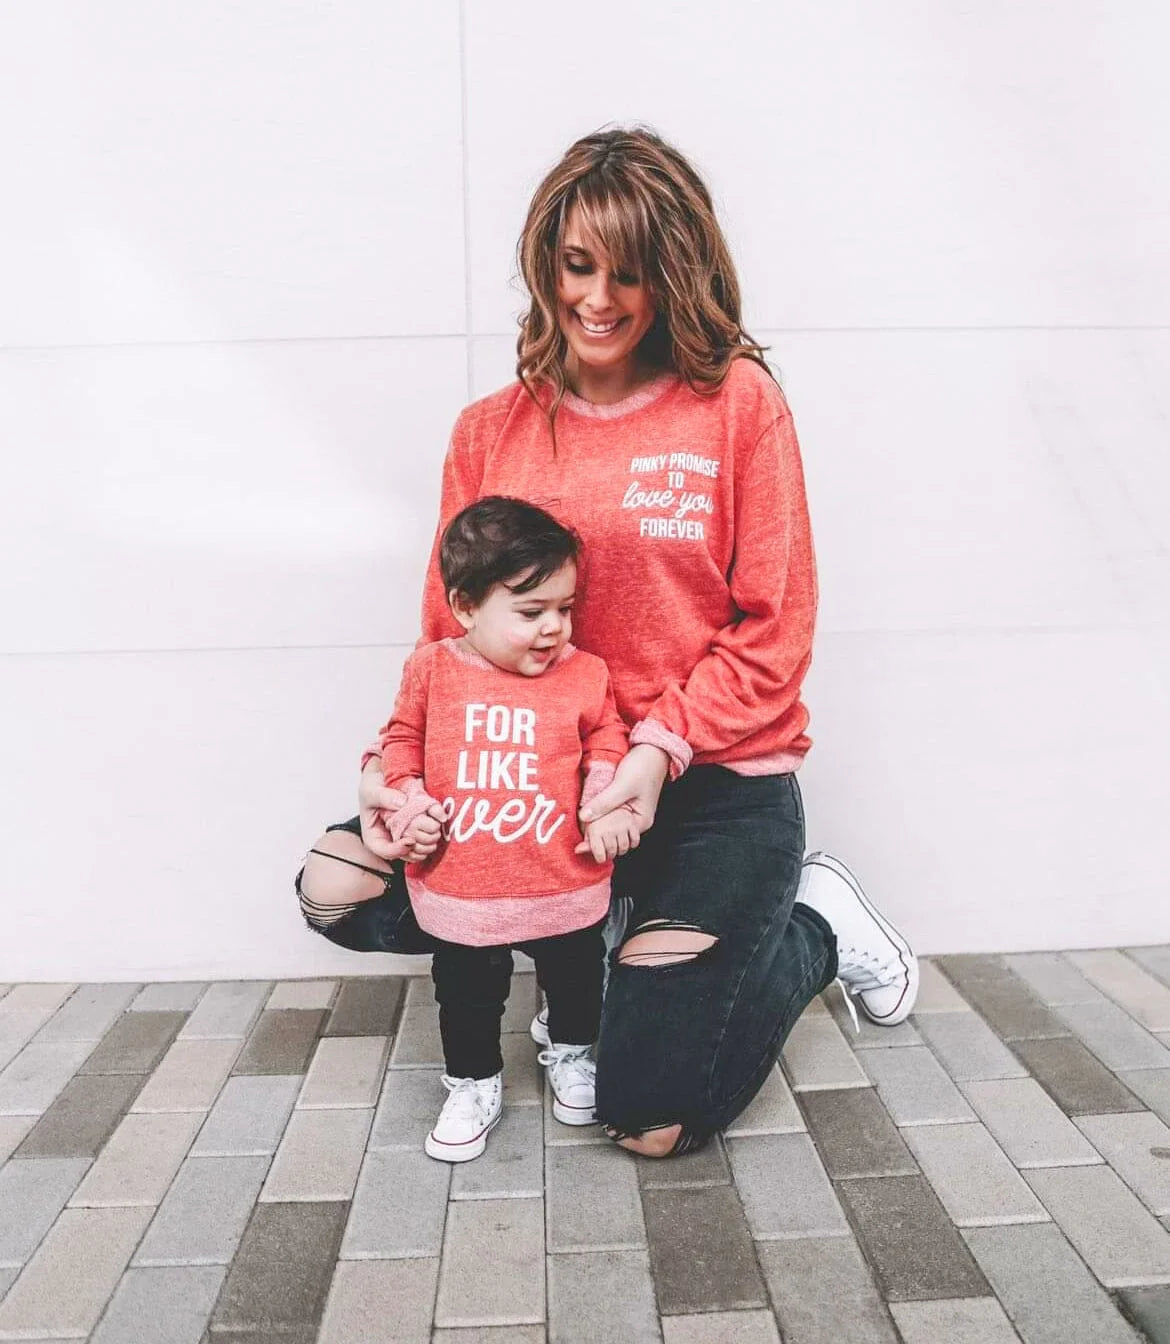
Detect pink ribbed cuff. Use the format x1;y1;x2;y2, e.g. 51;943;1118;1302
387;783;443;843
581;761;617;808
629;719;692;781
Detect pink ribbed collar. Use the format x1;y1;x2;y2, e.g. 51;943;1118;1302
559;371;680;420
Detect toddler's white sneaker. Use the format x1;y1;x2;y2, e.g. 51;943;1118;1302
797;851;919;1027
424;1072;503;1162
530;1005;550;1047
539;1042;597;1125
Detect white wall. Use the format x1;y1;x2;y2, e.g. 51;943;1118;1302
2;1;1168;980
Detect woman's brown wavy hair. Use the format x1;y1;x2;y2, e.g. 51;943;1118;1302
515;125;774;437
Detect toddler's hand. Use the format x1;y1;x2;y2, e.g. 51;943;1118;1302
578;809;641;863
402;810;444;865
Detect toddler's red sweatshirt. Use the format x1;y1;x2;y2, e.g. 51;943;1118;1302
381;637;628;946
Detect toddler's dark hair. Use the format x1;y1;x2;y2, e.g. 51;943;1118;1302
439;496;580;606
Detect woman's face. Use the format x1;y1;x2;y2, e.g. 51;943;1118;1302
556;209;656;379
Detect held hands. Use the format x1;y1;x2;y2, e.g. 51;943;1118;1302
574;744;670;862
400;803;447;865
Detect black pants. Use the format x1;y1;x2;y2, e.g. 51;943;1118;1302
432;922;604;1079
299;766;836;1147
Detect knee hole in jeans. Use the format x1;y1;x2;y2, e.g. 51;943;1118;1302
615;921;718;968
297;832;393;928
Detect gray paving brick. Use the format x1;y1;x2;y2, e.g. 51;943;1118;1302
756;1236;897;1343
390;998;446;1068
1057;1001;1170;1071
1117;1285;1170;1342
0;985;75;1012
90;1265;226;1344
341;1148;451;1258
934;955;1068;1039
636;1133;730;1189
178;982;270;1040
0;1267;15;1298
129;982;208;1013
888;1297;1021;1343
15;1072;143;1158
913;1010;1029;1080
70;1110;203;1207
0;1115;33;1163
1004;952;1107;1005
231;1009;327;1076
209;1200;347;1333
725;1133;848;1239
724;1064;804;1136
860;1046;975;1125
1013;1035;1144;1115
642;1185;767;1315
369;1067;445;1151
501;974;540;1035
209;1328;317;1343
32;983;141;1041
317;1256;439;1344
1119;1069;1170;1126
81;1010;187;1074
0;1157;90;1265
0;1205;152;1338
324;976;407;1037
964;1222;1142;1343
1075;1111;1170;1215
260;1106;373;1202
837;1175;989;1301
661;1312;778;1344
541;1085;606;1145
267;979;338;1010
798;1087;916;1178
450;1107;543;1201
1025;1163;1170;1285
913;959;972;1012
432;1330;546;1343
190;1074;301;1156
1069;950;1170;1030
501;1032;542;1107
133;1155;269;1266
547;1250;659;1344
780;1015;869;1091
960;1077;1105;1168
902;1121;1050;1226
298;1034;388;1108
0;1040;94;1114
0;1009;54;1071
545;1144;644;1251
1127;947;1170;989
434;1198;545;1327
131;1038;240;1113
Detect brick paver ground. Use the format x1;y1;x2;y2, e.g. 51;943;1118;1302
3;951;1170;1342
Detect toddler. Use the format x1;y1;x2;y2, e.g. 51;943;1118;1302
379;496;636;1161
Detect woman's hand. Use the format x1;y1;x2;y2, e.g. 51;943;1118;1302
358;761;414;862
575;744;670;853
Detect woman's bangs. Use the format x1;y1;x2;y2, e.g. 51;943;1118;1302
570;180;651;282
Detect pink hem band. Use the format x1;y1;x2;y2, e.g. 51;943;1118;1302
406;876;612;946
629;718;692;780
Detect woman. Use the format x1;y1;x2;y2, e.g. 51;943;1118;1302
298;126;918;1156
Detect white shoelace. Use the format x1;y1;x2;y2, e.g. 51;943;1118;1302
438;1074;497;1123
836;944;904;993
537;1044;595;1094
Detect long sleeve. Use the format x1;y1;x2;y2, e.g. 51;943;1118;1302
631;412;816;769
419;411;486;646
580;671;629;805
379;654;428;789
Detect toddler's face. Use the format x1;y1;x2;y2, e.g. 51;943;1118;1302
453;560;576;677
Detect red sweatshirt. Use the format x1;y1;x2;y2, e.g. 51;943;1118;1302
380;637;628;945
416;358;817;778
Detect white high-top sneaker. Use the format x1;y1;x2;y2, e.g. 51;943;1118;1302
424;1073;503;1162
538;1043;597;1125
797;852;919;1026
530;1005;550;1047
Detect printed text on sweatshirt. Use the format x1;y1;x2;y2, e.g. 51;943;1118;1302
418;358;817;779
380;638;628;946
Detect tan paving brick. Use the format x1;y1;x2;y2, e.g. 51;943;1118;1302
1068;951;1170;1031
260;1107;373;1202
0;985;76;1013
724;1064;804;1136
130;1039;241;1113
317;1257;439;1344
434;1199;545;1328
297;1035;389;1108
662;1311;779;1343
756;1236;897;1343
960;1078;1103;1168
0;1205;152;1338
0;1116;33;1164
780;1016;869;1091
913;960;972;1012
267;979;338;1010
1075;1111;1170;1215
0;1041;93;1115
889;1297;1021;1342
32;983;140;1042
70;1111;203;1206
902;1121;1050;1226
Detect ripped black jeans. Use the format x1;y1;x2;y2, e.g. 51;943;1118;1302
596;766;836;1150
297;765;836;1152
